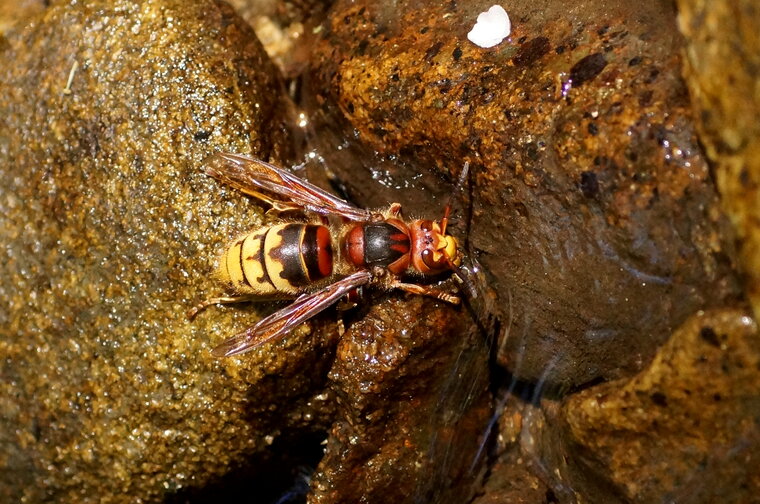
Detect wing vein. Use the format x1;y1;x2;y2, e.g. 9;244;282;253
212;270;373;357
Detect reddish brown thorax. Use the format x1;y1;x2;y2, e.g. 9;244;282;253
343;219;411;274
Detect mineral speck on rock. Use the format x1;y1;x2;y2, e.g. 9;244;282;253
467;5;511;49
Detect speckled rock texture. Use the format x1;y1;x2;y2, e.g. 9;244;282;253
304;0;742;389
676;0;760;320
0;1;488;502
2;0;760;503
301;0;759;502
559;309;760;502
469;310;760;503
0;0;316;501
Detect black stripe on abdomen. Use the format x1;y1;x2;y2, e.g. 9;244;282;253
269;224;310;287
257;230;275;288
302;225;333;282
237;239;250;286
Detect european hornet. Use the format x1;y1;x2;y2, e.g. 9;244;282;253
189;153;469;357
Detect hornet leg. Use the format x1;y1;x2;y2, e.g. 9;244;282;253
391;281;460;305
186;294;260;320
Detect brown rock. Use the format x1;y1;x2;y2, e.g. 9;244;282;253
303;0;741;389
226;0;329;76
559;309;760;502
472;449;552;504
0;0;325;502
0;0;45;34
310;296;492;504
471;398;556;504
676;0;760;320
4;0;757;501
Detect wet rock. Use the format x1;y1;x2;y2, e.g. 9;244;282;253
558;308;760;502
0;0;329;501
472;450;551;504
227;0;329;76
676;0;760;319
471;397;555;504
303;0;741;388
310;296;492;504
4;0;757;502
0;0;45;35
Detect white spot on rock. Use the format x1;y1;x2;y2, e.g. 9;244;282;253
467;5;511;48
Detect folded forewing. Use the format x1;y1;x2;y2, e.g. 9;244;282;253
212;270;373;357
204;152;372;221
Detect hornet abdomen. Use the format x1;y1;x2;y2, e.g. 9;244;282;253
219;223;333;295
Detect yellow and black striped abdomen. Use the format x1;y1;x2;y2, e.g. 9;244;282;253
219;223;334;295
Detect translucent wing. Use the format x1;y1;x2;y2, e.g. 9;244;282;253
212;270;374;357
204;152;372;221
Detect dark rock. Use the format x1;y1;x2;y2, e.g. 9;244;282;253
310;296;491;503
4;0;759;502
303;0;742;389
558;309;760;502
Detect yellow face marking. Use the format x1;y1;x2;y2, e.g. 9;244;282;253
444;236;460;266
430;223;450;252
